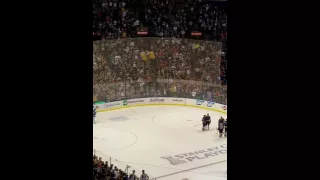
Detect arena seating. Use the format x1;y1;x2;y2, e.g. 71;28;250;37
93;1;227;179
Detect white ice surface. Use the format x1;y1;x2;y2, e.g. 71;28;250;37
93;106;227;180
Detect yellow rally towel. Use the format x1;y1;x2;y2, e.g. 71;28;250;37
140;52;148;61
195;43;200;49
148;51;155;59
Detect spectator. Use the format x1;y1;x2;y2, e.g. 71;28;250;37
140;170;149;180
129;170;138;180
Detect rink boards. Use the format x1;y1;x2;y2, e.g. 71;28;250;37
95;97;227;114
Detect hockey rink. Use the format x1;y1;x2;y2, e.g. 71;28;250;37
93;106;227;180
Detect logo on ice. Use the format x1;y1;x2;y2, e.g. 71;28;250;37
123;100;128;106
221;105;227;111
161;144;227;165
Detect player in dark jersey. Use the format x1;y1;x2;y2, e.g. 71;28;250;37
218;117;225;137
224;119;227;137
202;115;207;130
206;113;211;130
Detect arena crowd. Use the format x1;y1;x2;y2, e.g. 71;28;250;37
94;155;150;180
93;1;227;179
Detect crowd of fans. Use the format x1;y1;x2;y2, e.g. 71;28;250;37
93;3;227;101
93;37;225;103
93;0;227;89
94;155;150;180
93;0;227;40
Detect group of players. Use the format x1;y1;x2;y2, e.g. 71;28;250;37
218;116;227;137
202;114;227;138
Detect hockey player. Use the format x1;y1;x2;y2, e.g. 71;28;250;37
218;117;225;137
224;119;227;137
206;113;211;119
93;106;97;124
140;170;149;180
206;113;211;130
202;115;207;130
